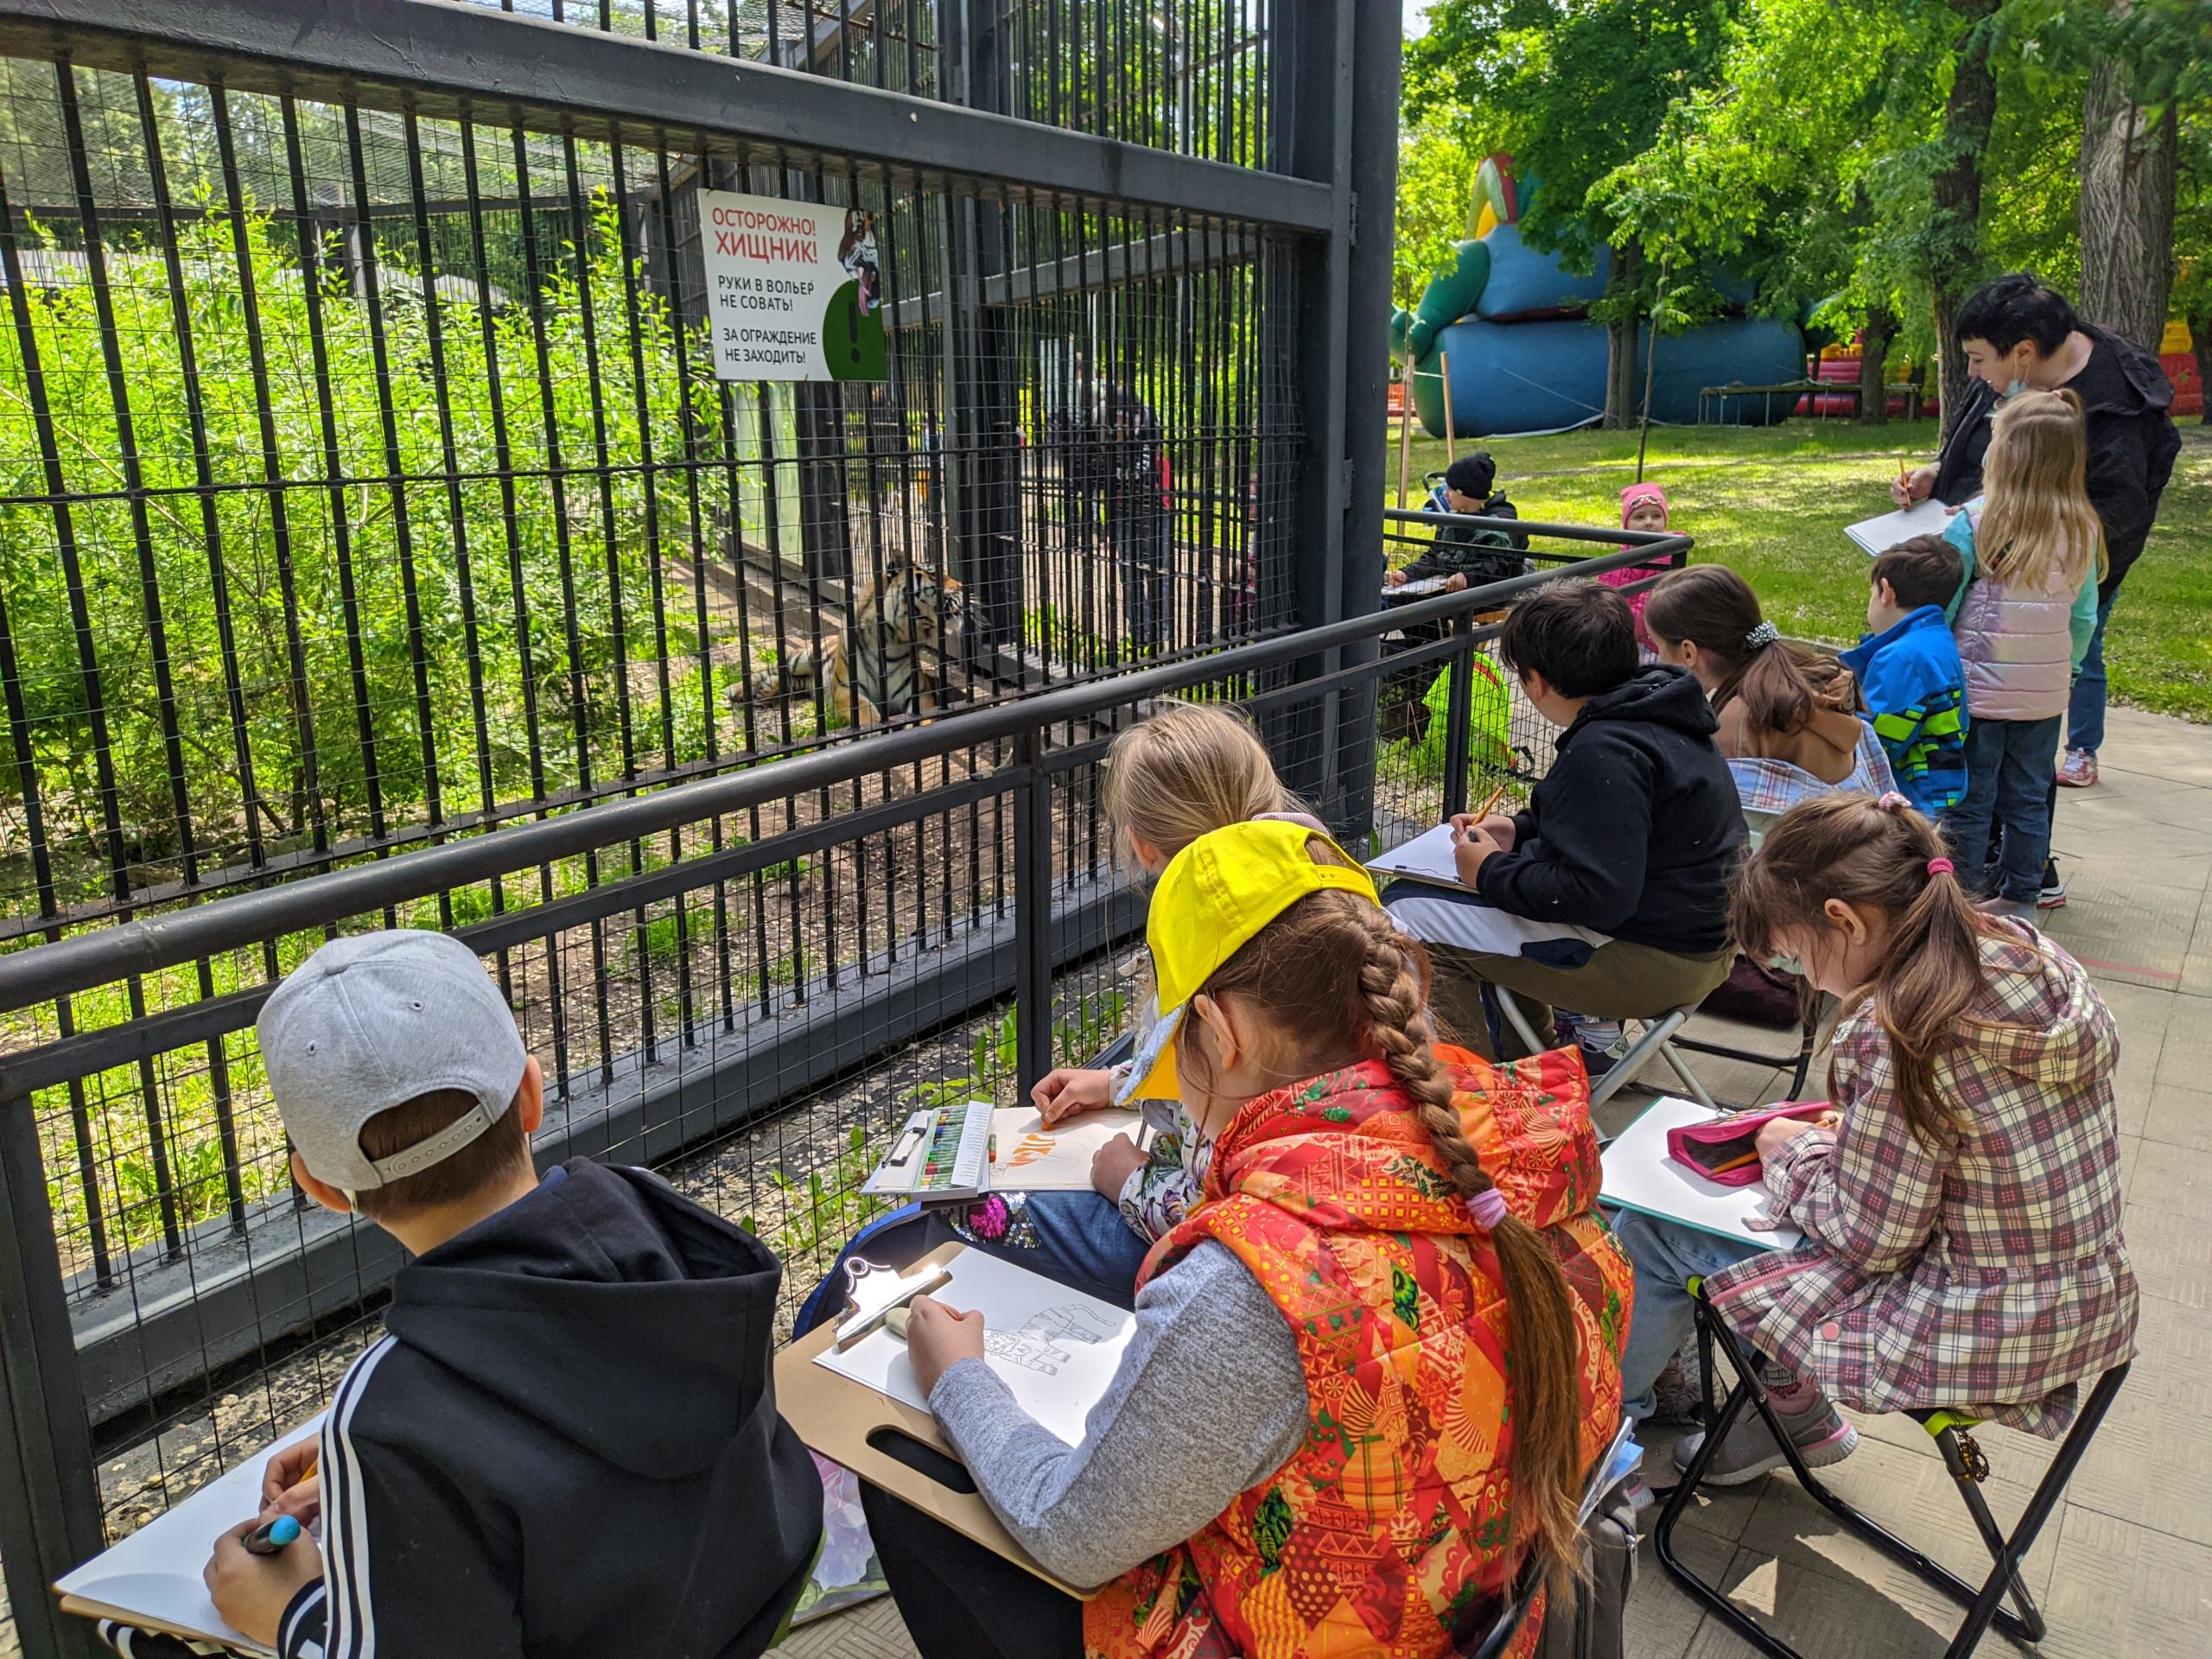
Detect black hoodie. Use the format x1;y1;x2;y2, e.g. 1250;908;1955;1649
276;1160;820;1659
1475;666;1745;953
1930;323;2181;599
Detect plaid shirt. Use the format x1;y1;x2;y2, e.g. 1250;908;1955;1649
1707;921;2138;1437
1728;726;1898;819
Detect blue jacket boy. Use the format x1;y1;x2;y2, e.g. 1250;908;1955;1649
1842;536;1971;816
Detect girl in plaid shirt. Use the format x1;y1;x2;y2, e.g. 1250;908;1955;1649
1617;791;2138;1484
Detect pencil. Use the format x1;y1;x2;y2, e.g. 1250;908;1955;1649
1471;782;1508;823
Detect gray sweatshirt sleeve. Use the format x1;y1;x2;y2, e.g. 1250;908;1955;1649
925;1240;1309;1589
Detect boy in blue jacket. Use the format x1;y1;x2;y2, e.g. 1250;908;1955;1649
1840;534;1968;814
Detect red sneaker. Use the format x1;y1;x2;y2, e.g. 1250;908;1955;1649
2056;748;2099;789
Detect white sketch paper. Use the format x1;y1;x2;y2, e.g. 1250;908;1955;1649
813;1251;1135;1446
55;1419;322;1655
988;1107;1142;1193
1366;822;1470;889
1599;1097;1803;1249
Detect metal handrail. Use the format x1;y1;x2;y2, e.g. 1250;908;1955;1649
0;534;1687;1014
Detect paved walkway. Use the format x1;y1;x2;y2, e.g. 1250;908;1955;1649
776;704;2212;1659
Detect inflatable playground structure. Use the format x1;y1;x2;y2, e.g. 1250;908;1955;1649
1394;155;2210;439
1392;156;1805;438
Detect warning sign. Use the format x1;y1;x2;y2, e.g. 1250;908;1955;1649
698;189;887;382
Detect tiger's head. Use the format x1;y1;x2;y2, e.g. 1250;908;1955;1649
862;556;964;649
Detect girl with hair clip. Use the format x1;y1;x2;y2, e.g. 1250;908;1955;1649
1614;792;2137;1487
1939;388;2107;918
1643;564;1894;799
872;820;1630;1659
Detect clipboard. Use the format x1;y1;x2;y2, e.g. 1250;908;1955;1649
772;1243;1098;1599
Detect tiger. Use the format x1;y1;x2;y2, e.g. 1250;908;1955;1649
749;556;966;727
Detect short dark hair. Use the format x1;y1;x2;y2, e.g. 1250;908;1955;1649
1498;580;1637;698
1870;535;1963;613
1445;451;1497;499
349;1084;533;1223
1954;274;2080;358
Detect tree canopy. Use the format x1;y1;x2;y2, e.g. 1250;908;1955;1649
1400;0;2209;421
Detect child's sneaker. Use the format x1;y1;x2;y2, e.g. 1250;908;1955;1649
2038;859;2067;910
2056;748;2098;789
1671;1389;1859;1487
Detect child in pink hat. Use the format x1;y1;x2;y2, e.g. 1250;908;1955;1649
1610;482;1673;653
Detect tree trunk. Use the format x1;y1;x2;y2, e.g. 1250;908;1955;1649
1929;0;1999;435
1859;308;1895;426
2080;58;2179;353
1603;237;1643;430
2191;309;2212;426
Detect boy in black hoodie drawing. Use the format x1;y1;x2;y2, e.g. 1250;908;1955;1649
1383;580;1744;1067
192;930;819;1659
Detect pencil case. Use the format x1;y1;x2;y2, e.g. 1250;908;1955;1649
1664;1103;1832;1186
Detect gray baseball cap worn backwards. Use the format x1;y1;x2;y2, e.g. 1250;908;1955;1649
257;930;529;1194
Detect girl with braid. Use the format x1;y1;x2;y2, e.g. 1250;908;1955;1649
874;820;1630;1659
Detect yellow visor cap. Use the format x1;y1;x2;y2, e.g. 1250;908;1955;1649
1114;818;1381;1108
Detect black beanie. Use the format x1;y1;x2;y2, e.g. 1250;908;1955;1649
1445;452;1497;499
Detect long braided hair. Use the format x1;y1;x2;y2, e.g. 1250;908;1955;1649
1185;841;1587;1587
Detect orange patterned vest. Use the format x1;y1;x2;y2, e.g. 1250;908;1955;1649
1083;1048;1629;1659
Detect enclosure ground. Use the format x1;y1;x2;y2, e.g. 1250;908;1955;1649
1391;419;2212;725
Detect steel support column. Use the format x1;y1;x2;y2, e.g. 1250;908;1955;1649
1265;0;1356;823
1330;2;1404;843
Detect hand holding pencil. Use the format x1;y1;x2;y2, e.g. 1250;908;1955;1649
258;1436;321;1526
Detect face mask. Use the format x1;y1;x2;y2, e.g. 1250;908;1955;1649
1768;954;1806;978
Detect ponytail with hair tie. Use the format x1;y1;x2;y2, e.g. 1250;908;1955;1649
1732;792;1988;1153
1743;620;1780;649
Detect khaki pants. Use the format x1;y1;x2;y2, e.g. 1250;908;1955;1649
1427;938;1735;1061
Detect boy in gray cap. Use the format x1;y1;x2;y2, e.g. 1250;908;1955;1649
195;929;819;1659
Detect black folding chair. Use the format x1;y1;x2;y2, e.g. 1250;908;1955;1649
1654;1285;2130;1659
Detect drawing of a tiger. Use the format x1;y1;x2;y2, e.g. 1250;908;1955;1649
753;556;966;727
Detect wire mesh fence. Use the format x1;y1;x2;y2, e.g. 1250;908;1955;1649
0;522;1681;1597
0;3;1410;1653
0;60;1301;944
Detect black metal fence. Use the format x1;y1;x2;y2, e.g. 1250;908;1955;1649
0;1;1433;1650
0;518;1685;1658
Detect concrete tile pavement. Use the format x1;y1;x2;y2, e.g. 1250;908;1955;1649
779;706;2212;1659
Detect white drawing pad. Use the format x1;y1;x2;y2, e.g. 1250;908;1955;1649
814;1250;1135;1446
1600;1097;1802;1249
55;1419;322;1654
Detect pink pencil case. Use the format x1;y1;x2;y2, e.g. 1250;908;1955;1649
1665;1103;1832;1186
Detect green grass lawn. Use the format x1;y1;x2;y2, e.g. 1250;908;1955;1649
1389;417;2212;723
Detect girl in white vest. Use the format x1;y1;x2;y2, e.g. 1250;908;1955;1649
1939;390;2106;918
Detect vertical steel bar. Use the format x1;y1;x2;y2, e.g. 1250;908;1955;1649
281;97;391;887
1011;729;1052;1099
0;146;116;1286
607;137;690;1044
560;132;650;1073
344;104;448;904
458;118;549;1006
0;1094;107;1659
400;111;501;887
514;126;603;1091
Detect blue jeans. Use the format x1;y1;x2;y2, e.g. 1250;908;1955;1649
1612;1208;1764;1421
796;1192;1154;1338
2065;590;2117;754
1944;713;2063;905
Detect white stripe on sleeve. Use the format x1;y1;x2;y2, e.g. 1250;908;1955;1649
319;1338;397;1659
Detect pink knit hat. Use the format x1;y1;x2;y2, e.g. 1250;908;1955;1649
1621;483;1669;529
